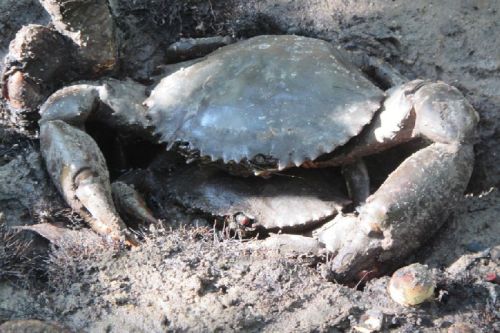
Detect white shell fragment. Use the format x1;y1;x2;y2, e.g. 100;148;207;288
146;35;384;168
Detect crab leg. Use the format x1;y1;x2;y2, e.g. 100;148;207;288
341;159;370;206
348;50;407;88
39;80;153;241
111;182;158;227
316;80;479;281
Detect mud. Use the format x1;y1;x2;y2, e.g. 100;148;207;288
0;0;499;332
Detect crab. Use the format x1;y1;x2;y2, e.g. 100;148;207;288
1;0;479;281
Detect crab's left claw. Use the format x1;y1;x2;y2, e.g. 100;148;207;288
316;81;479;281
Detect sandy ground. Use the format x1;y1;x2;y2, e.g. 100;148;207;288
0;0;499;332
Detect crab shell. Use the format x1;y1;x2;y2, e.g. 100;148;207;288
164;166;350;230
145;35;384;171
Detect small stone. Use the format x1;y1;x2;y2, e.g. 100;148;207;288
388;263;435;306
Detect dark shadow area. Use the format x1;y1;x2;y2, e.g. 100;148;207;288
86;121;163;180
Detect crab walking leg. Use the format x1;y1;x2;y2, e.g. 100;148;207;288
38;79;153;239
111;182;158;226
317;80;479;281
341;159;370;206
348;50;407;88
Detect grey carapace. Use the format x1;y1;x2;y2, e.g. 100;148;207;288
146;35;384;173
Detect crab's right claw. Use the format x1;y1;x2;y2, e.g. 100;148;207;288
40;120;127;241
316;81;479;282
317;143;474;281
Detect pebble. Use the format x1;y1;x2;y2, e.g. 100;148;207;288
388;263;435;306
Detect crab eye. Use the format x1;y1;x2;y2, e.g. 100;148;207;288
234;213;253;227
254;154;266;164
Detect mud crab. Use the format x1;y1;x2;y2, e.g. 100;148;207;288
2;0;478;281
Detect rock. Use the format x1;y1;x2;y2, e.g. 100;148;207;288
0;0;48;73
388;263;435;306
